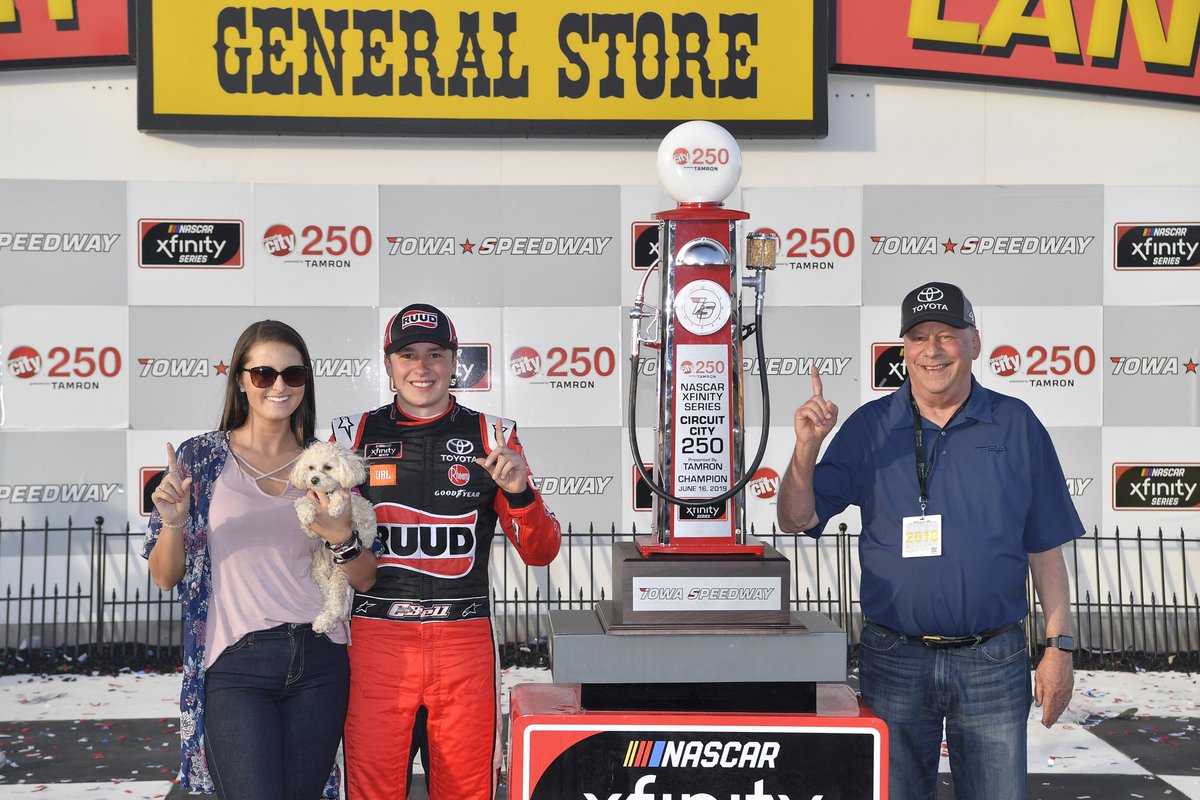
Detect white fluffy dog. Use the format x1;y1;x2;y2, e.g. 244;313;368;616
290;441;378;635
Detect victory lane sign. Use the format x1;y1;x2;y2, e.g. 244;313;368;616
137;1;825;136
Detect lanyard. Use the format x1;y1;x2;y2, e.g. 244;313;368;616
910;387;970;514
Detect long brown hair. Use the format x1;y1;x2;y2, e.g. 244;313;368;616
218;320;316;443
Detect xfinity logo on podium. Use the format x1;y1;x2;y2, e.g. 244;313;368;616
517;725;880;800
587;775;817;800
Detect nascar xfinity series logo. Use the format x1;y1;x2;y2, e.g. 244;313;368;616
870;234;1093;255
139;220;243;268
1112;465;1200;510
386;235;612;256
1114;224;1200;270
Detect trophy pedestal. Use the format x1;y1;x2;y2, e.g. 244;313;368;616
508;683;887;800
547;544;848;714
610;539;790;627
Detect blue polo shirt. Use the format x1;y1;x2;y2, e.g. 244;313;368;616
807;377;1084;637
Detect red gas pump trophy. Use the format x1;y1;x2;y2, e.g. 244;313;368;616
519;122;887;800
630;120;775;556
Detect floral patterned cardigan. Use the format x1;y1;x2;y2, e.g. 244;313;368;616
142;431;338;797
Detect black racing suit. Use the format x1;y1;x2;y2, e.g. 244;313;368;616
332;398;560;800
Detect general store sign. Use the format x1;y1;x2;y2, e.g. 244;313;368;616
834;0;1200;104
137;1;826;137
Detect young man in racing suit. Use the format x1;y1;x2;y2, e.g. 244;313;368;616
332;304;561;800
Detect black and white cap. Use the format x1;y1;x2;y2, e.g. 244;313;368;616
384;303;458;354
899;282;976;336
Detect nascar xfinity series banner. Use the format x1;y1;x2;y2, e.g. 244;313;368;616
136;0;826;136
834;0;1200;105
0;0;133;70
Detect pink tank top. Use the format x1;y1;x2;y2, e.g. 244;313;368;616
205;453;349;668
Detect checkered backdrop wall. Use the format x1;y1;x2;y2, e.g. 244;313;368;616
2;64;1199;617
3;178;1198;538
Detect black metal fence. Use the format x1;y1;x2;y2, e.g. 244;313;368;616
0;517;1196;673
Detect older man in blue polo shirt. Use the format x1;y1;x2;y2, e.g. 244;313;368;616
777;281;1083;800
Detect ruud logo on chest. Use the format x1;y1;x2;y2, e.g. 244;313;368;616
374;503;479;578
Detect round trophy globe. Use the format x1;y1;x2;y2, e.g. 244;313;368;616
655;120;743;205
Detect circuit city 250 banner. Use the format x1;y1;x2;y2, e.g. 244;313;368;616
834;0;1200;105
136;1;826;136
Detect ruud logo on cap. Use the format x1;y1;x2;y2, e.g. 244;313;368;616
402;311;439;329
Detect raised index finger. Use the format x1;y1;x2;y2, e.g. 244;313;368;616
494;419;507;449
165;442;179;474
810;365;824;398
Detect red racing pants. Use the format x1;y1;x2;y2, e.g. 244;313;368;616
344;617;501;800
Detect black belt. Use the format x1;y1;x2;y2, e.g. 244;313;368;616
351;595;490;622
873;621;1019;649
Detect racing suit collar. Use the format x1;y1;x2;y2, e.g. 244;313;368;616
390;395;456;426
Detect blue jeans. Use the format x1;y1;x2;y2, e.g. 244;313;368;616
204;623;350;800
858;621;1031;800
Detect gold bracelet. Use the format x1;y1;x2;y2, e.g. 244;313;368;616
161;520;185;529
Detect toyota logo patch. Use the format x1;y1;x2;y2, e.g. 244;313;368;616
917;286;944;304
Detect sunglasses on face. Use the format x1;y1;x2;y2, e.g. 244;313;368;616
242;365;308;388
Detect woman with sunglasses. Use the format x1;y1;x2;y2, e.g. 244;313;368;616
143;319;376;800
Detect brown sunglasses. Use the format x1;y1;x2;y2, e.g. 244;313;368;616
243;365;308;388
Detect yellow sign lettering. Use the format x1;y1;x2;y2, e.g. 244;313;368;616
911;0;1200;69
213;6;529;98
1088;0;1200;67
979;0;1079;53
557;12;757;100
0;0;75;24
908;0;980;45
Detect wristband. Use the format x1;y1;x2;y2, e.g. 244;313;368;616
325;530;360;554
332;543;363;565
326;530;362;564
161;520;185;529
